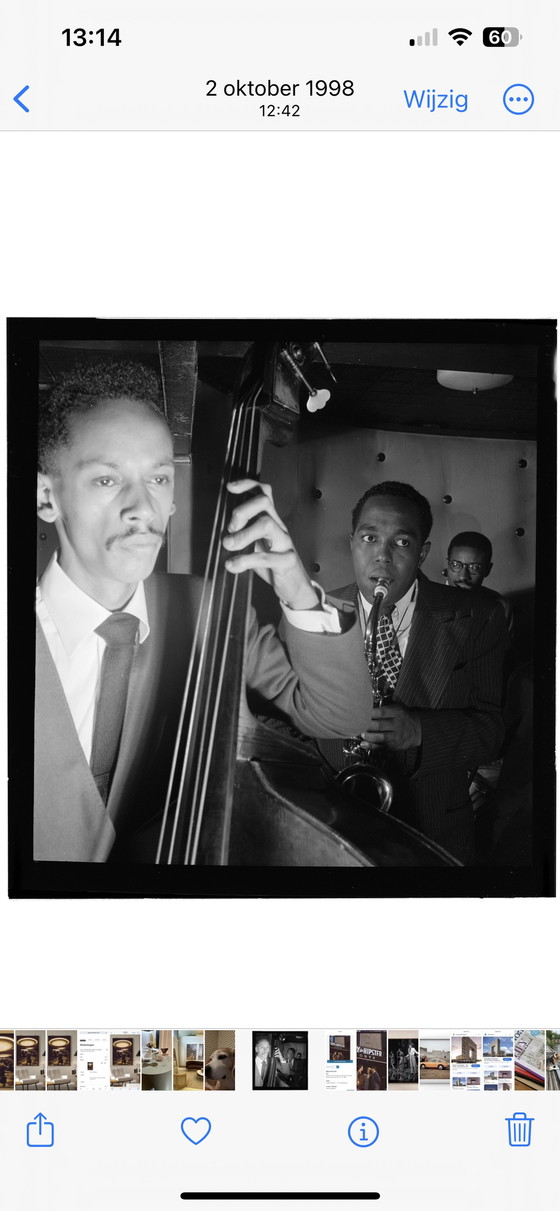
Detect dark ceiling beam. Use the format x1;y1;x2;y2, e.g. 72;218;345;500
322;343;538;376
158;340;198;457
196;340;538;377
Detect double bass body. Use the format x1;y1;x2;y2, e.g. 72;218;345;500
156;340;458;870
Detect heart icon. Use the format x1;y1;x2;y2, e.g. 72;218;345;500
180;1117;212;1145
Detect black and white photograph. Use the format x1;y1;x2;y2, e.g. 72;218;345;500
388;1032;419;1088
8;318;555;899
252;1031;308;1089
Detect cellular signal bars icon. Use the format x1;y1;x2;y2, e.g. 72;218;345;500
410;29;438;46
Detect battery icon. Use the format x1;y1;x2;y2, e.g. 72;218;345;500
483;27;521;47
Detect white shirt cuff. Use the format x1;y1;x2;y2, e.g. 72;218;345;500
280;582;342;633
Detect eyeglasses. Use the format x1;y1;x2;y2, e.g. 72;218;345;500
448;559;484;573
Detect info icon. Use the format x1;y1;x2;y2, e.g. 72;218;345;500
348;1116;380;1148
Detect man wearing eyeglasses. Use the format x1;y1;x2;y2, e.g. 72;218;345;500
445;532;513;632
445;531;515;842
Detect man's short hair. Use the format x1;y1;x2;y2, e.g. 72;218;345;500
38;359;165;473
351;481;433;543
447;531;493;562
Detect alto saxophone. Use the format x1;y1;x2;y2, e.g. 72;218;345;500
337;578;393;813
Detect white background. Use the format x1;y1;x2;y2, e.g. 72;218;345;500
0;131;558;1204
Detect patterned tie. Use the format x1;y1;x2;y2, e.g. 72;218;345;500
90;612;139;803
375;609;403;696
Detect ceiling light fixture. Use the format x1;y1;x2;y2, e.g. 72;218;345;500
436;370;513;393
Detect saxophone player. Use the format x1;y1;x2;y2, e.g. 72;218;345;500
318;481;509;864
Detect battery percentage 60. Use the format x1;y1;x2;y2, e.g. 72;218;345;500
483;27;521;47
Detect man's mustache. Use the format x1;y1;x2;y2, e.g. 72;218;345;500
105;525;166;549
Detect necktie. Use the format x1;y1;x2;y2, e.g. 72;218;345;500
375;610;403;696
90;612;139;803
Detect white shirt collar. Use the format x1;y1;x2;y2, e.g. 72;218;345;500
37;554;150;656
358;577;417;624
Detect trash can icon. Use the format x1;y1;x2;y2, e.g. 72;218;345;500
505;1111;534;1147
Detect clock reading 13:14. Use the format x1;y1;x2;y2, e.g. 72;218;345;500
61;29;122;46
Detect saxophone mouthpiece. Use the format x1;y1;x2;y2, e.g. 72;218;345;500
373;579;390;599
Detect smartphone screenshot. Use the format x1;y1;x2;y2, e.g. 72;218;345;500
1;3;558;1208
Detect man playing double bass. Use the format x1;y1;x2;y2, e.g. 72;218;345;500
34;360;371;864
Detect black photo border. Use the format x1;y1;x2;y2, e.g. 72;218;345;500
7;316;556;898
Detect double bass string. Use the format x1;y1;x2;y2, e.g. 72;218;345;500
183;390;260;862
158;388;251;863
156;383;260;864
156;388;248;862
185;388;261;864
155;397;245;862
174;395;253;862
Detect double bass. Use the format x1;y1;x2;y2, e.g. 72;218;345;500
155;339;458;868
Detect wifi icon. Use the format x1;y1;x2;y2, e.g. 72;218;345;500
448;27;472;45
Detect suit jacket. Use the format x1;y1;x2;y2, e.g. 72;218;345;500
317;572;509;862
254;1056;273;1087
34;571;371;863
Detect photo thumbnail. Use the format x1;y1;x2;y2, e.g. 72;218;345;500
357;1030;387;1091
205;1031;236;1090
253;1032;308;1089
110;1033;140;1090
47;1030;78;1091
173;1030;204;1091
0;1032;15;1091
388;1031;419;1089
141;1030;173;1091
14;1031;46;1092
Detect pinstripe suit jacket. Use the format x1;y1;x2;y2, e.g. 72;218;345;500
318;572;509;862
34;571;373;863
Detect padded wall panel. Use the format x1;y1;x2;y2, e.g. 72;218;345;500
205;1030;235;1055
263;428;536;597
